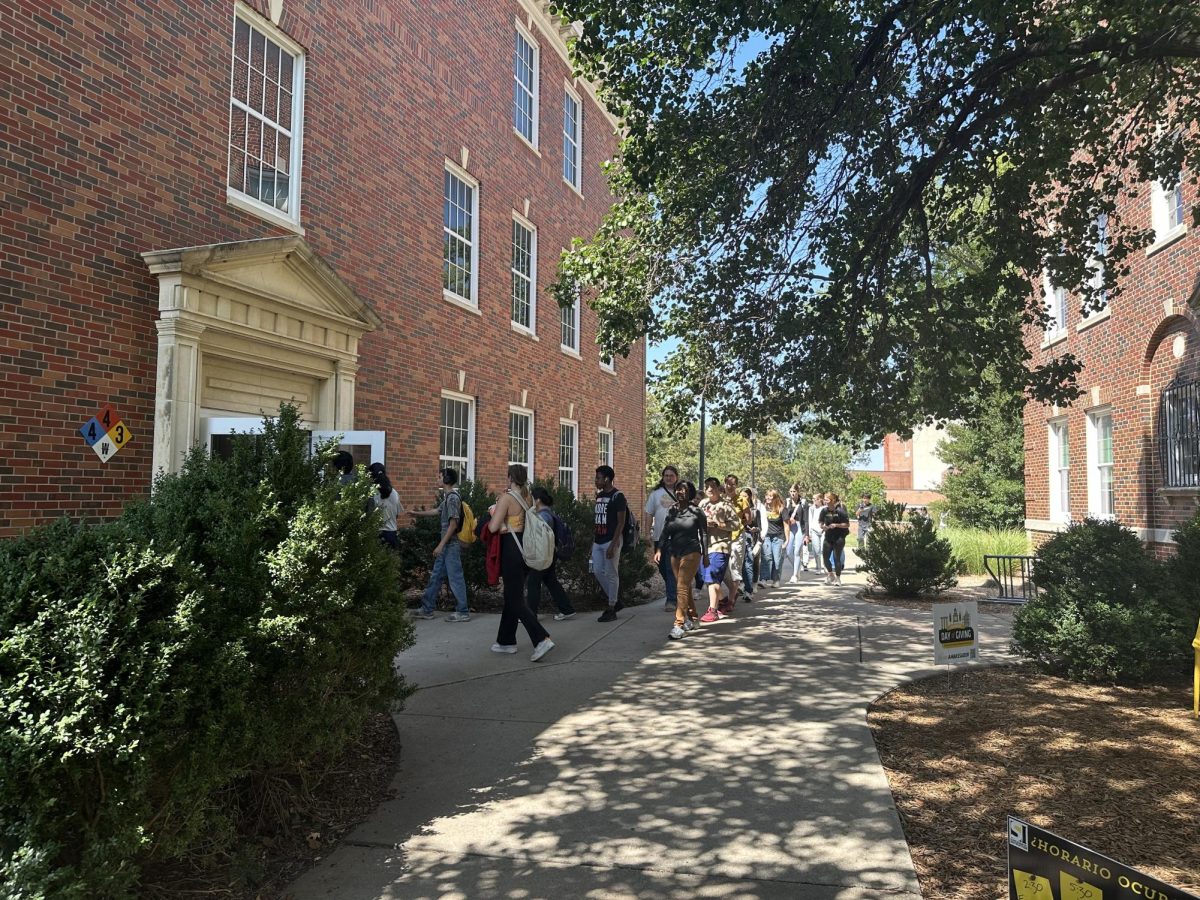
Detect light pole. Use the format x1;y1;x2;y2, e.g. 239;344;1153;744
698;393;707;486
750;434;757;490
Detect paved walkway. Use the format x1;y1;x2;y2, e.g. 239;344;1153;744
289;568;1013;900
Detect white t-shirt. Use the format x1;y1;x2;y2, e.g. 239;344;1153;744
374;491;402;532
809;504;826;539
644;485;676;541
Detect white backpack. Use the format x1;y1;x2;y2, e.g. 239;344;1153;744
509;490;555;571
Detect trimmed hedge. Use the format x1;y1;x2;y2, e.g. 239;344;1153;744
0;406;413;898
1012;518;1193;683
858;513;959;597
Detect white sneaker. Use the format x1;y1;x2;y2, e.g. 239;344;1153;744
553;611;576;621
668;625;686;640
773;580;781;588
530;638;555;662
835;575;843;585
788;577;800;585
682;619;697;633
491;643;518;654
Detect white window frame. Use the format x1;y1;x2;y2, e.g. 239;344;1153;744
226;4;306;230
508;406;534;477
510;213;537;334
1083;211;1109;320
311;429;387;466
1041;274;1067;343
560;280;581;355
598;426;613;469
1048;419;1070;524
599;351;614;373
439;390;475;481
558;419;578;496
562;83;582;192
1086;409;1114;520
1150;177;1187;249
443;162;480;309
513;22;540;149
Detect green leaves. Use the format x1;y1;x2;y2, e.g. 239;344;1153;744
554;0;1200;436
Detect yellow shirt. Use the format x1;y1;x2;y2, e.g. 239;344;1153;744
730;493;749;540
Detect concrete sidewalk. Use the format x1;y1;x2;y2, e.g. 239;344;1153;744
289;569;1013;900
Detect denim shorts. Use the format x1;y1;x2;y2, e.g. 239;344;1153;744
701;552;730;585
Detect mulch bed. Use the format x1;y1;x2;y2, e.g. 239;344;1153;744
868;664;1200;899
140;711;400;899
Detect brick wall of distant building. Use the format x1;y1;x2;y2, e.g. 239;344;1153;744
0;0;645;535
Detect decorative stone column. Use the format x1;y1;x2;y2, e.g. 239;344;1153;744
152;311;206;475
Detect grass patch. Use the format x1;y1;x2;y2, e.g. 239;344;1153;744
938;526;1029;575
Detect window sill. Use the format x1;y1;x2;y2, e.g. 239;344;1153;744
1146;223;1187;256
1039;330;1068;350
560;345;581;359
442;290;482;316
226;188;305;235
600;365;616;375
563;177;584;200
511;322;539;341
1157;485;1200;499
513;129;541;157
1076;308;1111;332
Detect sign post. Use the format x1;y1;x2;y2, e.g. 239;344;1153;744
1009;816;1198;899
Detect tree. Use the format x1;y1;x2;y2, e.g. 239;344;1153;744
554;0;1199;437
936;380;1026;529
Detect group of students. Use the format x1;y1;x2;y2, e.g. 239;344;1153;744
645;466;873;640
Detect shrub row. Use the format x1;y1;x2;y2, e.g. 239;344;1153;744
0;406;414;898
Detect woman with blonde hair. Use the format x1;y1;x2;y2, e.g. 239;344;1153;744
818;491;851;585
761;489;787;587
487;464;555;661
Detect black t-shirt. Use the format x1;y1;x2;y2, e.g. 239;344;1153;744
594;488;628;544
820;506;850;544
766;510;785;538
661;505;707;557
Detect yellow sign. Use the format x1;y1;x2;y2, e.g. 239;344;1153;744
1192;617;1199;719
1014;869;1054;899
1062;871;1104;899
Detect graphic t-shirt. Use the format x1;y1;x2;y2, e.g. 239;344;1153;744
820;506;850;544
593;488;628;545
766;510;785;538
699;498;737;554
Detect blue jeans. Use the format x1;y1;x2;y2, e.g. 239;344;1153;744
421;540;468;614
592;542;620;606
761;535;784;582
656;540;677;601
809;533;825;571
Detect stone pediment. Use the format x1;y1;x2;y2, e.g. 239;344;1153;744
142;236;380;332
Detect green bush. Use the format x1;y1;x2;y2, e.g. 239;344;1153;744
0;405;413;898
858;514;959;597
1011;519;1188;683
847;473;887;506
396;479;496;599
1165;510;1200;630
938;526;1030;575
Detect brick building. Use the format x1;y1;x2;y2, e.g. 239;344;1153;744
1023;176;1200;554
0;0;646;536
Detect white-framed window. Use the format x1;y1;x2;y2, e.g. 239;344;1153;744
563;85;582;189
1151;176;1187;243
558;419;578;495
440;392;475;482
1086;211;1109;315
508;407;533;475
1048;420;1070;523
560;282;580;352
443;164;479;306
598;427;613;469
1042;274;1066;340
600;351;614;372
227;5;305;226
511;215;537;332
311;429;387;468
513;24;539;147
1086;409;1114;519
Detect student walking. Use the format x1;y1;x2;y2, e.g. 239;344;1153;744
699;478;738;622
592;465;628;622
526;486;576;621
654;480;707;640
645;465;680;611
855;492;875;571
738;487;764;599
367;462;404;549
784;484;809;583
808;492;827;574
412;468;470;621
487;465;554;661
724;475;747;603
761;489;786;586
820;492;851;585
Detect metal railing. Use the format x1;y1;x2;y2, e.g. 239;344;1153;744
983;555;1038;604
1160;377;1200;488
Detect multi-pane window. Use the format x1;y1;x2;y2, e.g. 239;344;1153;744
228;10;304;220
563;88;581;189
1088;411;1114;518
1153;176;1187;242
440;394;474;481
598;428;613;468
600;352;614;372
1169;180;1186;230
1044;280;1067;339
1088;212;1109;314
560;288;579;351
444;168;477;304
511;218;536;331
1049;421;1070;522
558;421;577;494
509;409;533;473
1160;377;1200;488
513;29;539;146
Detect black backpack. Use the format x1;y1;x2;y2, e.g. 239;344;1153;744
551;513;575;560
616;491;639;550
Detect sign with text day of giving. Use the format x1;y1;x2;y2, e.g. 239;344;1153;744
933;600;979;664
78;403;133;463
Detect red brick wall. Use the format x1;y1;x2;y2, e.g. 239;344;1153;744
1023;172;1200;553
0;0;645;535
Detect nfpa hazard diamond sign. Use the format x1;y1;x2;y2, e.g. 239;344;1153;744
78;404;133;463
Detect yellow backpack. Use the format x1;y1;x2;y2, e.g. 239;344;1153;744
456;493;477;544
